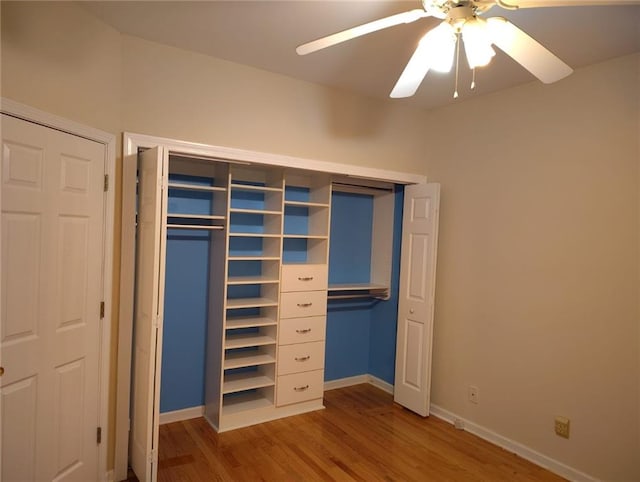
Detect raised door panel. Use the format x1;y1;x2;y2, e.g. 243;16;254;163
1;114;105;481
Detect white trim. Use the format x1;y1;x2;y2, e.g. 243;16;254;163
159;406;205;425
123;132;427;185
324;374;394;395
105;469;114;482
0;98;116;482
324;375;370;391
367;374;394;395
429;404;599;482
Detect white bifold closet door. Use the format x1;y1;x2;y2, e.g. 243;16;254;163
130;146;168;482
1;114;106;481
394;183;440;417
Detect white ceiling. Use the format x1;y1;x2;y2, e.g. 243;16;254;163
82;1;640;110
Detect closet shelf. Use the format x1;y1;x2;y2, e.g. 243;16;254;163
225;316;277;329
168;182;227;193
283;234;328;240
284;200;330;208
223;352;276;370
225;333;276;349
229;208;282;216
227;276;279;286
328;283;388;291
226;297;279;309
167;213;225;220
229;233;281;238
222;373;275;394
222;391;274;415
167;224;224;231
227;256;280;262
230;183;283;193
328;283;389;300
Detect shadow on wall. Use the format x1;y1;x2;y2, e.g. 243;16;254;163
322;88;391;138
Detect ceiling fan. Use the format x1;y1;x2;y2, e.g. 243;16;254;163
295;0;626;99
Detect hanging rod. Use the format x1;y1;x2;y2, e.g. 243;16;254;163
331;182;393;196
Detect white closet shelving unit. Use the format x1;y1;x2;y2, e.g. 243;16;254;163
120;132;434;482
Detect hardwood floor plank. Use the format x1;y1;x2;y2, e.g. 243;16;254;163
126;384;566;482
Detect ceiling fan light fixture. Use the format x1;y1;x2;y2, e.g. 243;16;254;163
461;17;496;69
423;21;457;73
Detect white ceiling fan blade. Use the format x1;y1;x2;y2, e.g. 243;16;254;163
486;17;573;83
296;9;429;55
497;0;640;8
390;40;433;98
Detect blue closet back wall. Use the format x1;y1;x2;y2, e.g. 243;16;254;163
325;187;404;384
160;185;404;413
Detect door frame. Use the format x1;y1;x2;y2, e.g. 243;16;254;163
1;98;116;481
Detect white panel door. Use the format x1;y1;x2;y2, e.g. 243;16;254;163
394;183;440;416
0;114;106;480
130;147;167;482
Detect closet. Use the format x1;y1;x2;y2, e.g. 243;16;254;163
121;133;439;482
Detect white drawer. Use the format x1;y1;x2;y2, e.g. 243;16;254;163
280;291;327;319
279;316;326;345
276;369;324;406
281;264;328;292
277;341;325;375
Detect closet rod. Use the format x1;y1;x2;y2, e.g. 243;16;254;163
327;293;385;300
331;182;393;196
166;224;225;231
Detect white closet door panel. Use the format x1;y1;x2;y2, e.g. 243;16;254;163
130;146;167;482
1;114;105;481
394;183;440;417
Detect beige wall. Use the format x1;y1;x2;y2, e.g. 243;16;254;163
2;2;639;481
423;53;640;481
119;34;428;173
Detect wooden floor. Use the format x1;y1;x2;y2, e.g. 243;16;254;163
130;384;565;481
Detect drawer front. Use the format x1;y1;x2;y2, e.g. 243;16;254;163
280;291;327;319
279;316;326;345
281;264;328;292
277;341;325;375
277;369;324;406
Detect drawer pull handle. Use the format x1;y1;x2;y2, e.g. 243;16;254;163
295;355;310;362
296;328;311;334
298;276;314;281
297;302;313;308
294;385;309;392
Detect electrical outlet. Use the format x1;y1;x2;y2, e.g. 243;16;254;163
555;416;570;439
468;385;479;404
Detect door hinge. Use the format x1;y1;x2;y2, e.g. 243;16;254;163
104;174;109;192
148;449;158;463
100;301;105;319
97;426;102;444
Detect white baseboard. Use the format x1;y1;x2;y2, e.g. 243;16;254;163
159;405;205;425
429;404;598;482
324;374;394;395
105;469;114;482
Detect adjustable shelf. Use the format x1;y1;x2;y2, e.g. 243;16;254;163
222;372;275;394
328;283;389;300
225;315;278;330
225;332;276;349
223;348;276;370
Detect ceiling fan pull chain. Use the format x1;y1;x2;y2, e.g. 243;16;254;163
453;32;460;99
471;68;476;90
